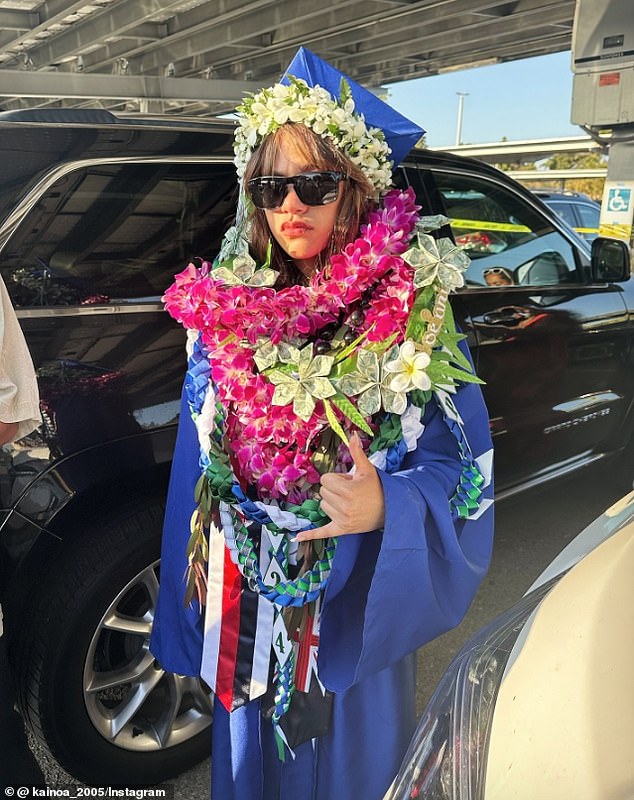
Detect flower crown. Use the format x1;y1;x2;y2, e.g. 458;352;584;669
233;76;394;195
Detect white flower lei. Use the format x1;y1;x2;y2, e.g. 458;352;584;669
233;77;394;195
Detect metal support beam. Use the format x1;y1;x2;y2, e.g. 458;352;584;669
0;0;579;110
0;10;39;31
0;70;262;104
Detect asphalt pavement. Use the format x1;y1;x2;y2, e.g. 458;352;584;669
31;454;634;798
415;455;634;711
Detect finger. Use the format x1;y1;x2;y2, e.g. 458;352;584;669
320;471;353;494
293;521;341;542
317;493;347;521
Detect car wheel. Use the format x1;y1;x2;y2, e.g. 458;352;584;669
16;501;212;786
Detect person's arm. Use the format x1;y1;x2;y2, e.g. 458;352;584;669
0;277;41;444
317;378;494;691
0;421;19;446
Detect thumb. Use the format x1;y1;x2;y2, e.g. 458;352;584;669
349;432;372;475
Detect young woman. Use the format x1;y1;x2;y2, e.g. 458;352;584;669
152;50;494;800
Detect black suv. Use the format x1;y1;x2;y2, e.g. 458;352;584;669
1;110;632;786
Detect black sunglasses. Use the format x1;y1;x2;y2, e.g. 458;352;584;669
247;171;346;209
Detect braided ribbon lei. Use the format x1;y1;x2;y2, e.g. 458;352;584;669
185;337;485;754
176;196;489;755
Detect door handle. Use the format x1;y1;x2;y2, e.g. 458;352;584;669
482;307;531;326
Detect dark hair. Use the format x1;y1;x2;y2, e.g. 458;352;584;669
243;123;376;286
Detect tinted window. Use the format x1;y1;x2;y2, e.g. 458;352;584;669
577;203;600;229
548;201;578;228
1;161;237;306
434;172;582;288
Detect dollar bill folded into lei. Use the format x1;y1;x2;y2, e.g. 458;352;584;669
163;187;486;755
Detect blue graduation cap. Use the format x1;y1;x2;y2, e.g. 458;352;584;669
281;47;425;168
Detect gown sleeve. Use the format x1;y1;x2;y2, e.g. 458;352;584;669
318;376;494;692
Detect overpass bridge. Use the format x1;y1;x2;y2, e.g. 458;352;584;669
429;135;609;189
430;135;607;165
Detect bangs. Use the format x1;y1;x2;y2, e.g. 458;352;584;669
242;122;378;287
252;124;348;177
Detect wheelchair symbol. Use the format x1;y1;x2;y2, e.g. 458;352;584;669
607;188;631;213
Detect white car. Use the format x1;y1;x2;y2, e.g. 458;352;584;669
386;489;634;800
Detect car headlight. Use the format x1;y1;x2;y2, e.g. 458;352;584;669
385;578;559;800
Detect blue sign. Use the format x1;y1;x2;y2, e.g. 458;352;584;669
606;187;631;213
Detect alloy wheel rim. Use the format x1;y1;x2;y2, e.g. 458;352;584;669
83;559;212;751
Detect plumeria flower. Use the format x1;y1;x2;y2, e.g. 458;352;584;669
268;343;336;422
234;77;393;193
212;253;279;288
402;232;470;290
384;340;431;394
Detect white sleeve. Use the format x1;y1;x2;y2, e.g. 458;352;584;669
0;276;41;441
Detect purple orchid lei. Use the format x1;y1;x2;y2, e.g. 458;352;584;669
162;182;485;754
163;187;424;506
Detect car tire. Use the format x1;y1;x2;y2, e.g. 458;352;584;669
15;500;212;786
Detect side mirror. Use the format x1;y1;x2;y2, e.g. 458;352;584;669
591;237;631;282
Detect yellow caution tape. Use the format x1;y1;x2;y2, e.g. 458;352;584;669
451;219;608;239
451;218;532;233
452;218;603;238
599;223;632;240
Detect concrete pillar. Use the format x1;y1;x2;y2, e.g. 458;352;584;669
599;133;634;246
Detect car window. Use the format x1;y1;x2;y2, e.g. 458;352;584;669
1;161;238;306
547;201;578;228
576;203;600;229
433;172;582;288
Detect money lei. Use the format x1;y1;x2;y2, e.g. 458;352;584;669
178;200;486;755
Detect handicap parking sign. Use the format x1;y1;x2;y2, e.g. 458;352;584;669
600;181;634;241
607;187;631;213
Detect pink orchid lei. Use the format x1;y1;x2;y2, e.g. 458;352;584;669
163;181;486;757
163;187;421;506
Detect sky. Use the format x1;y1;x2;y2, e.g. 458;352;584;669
385;50;581;147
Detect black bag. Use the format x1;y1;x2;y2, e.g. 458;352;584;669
260;676;333;749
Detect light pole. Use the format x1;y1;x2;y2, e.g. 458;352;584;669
455;92;469;145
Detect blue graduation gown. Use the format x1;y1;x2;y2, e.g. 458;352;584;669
151;376;494;800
